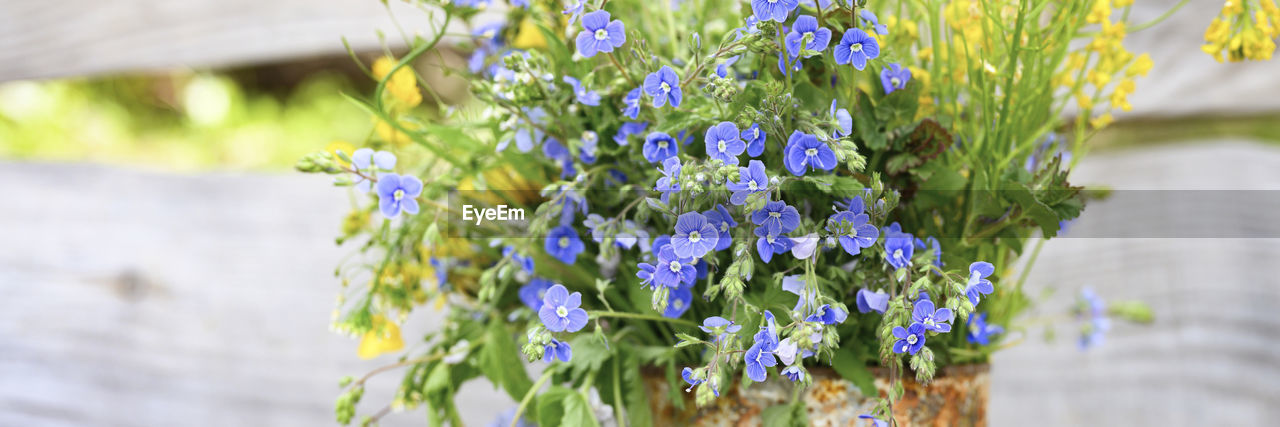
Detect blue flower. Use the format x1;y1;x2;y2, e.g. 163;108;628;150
643;66;682;108
751;200;800;237
915;236;942;268
834;28;880;70
777;50;804;76
784;15;832;58
805;304;848;325
545;225;585;264
636;262;656;288
744;339;778;382
704;121;745;165
671;212;720;259
681;367;703;391
727;160;769;205
699;316;742;342
350;148;396;192
542;338;572;363
702;204;738;252
1077;288;1110;350
653;245;696;289
563;76;601;106
741;123;767;157
965;261;996;306
858;414;890;427
715;55;741;78
580;131;599;164
754;226;794;263
856;288;889;313
575;11;626;58
562;0;586;26
643;132;680;163
538;284;588;332
375;173;423;218
859;9;889;35
830;100;853;139
614;121;649;146
884;235;914;270
781;365;803;382
504;246;536;274
665;285;693;318
754;311;780;350
750;0;798;22
891;323;927;354
966;313;1003;345
622;87;642;119
911;298;953;333
542;138;577;179
783;131;837;176
655;157;681;204
519;278;553;310
827;210;878;256
880;64;912;96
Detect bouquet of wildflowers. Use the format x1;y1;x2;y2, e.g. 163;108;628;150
298;0;1174;425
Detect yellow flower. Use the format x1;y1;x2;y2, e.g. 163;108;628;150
1087;70;1111;88
357;315;405;359
1087;0;1112;24
1052;72;1075;88
372;57;422;109
1223;0;1244;16
1110;79;1135;111
326;140;357;168
1076;91;1094;110
1113;0;1133;7
1204;18;1230;45
1126;53;1153;77
917;47;934;62
511;17;548;50
1089;112;1114;129
374;117;419;146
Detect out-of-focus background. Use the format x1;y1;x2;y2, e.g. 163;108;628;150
2;1;1279;426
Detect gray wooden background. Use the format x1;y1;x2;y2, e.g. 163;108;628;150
2;0;1280;426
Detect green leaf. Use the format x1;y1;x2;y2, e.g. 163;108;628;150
562;391;602;427
535;386;574;427
621;351;654;427
1005;183;1062;237
481;321;533;401
831;346;876;396
761;404;793;426
424;362;451;395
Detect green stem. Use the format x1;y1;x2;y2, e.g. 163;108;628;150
589;310;698;327
511;369;555;427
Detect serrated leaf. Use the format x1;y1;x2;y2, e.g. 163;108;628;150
562;391;601;427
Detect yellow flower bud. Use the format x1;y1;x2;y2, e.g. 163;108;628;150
1087;0;1111;24
1126;53;1153;77
1089;112;1114;129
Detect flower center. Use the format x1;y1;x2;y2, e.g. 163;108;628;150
748;180;758;190
556;306;569;317
658;140;668;149
689;231;701;242
906;335;918;344
668;260;682;272
753;128;760;140
893;249;903;260
970;324;982;335
924;318;935;326
559;237;570;248
673;299;684;310
718;140;727;152
769;212;781;219
393;189;405;201
660;82;671;93
851;43;863;53
891;77;902;87
970;271;982;282
594;29;608;41
805;148;818;157
849;227;858;237
720;223;729;232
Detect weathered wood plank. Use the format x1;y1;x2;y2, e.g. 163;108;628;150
3;0;1279;116
0;0;485;82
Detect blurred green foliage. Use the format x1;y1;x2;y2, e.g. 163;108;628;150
0;72;370;171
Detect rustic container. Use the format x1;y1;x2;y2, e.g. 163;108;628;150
643;364;989;426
